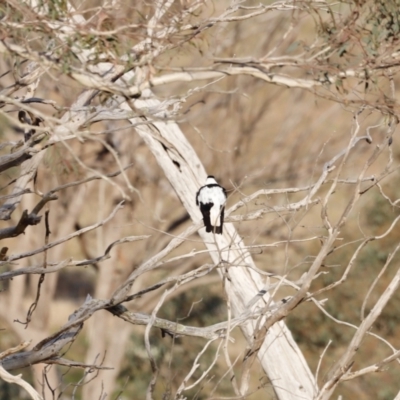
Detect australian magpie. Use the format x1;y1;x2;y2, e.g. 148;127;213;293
196;176;227;234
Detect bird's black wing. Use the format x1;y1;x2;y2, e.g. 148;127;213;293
215;205;225;234
195;188;201;206
199;202;213;232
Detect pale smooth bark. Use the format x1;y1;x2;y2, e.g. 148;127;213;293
118;91;317;399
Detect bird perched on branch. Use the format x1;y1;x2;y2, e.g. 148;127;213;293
196;176;227;234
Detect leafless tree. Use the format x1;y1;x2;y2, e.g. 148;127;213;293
1;1;400;399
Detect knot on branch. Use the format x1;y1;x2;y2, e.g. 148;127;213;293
23;211;42;226
0;210;42;240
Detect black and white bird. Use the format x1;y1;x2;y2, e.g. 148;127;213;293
196;176;227;234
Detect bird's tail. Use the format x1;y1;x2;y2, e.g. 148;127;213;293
215;225;223;234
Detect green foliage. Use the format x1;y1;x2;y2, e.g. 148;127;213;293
287;183;400;398
115;285;236;399
0;380;27;400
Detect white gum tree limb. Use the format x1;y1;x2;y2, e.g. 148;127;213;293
107;91;317;399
